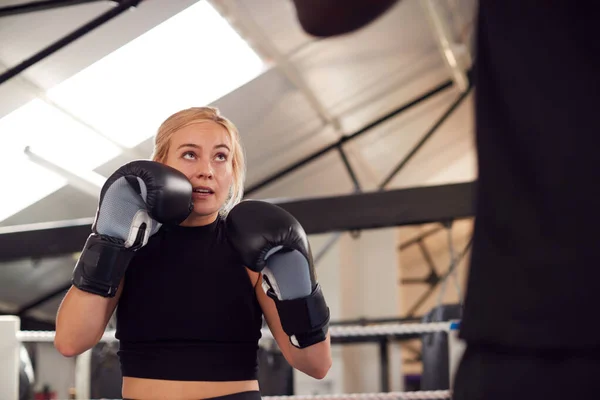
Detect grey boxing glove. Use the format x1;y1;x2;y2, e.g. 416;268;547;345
226;200;330;348
72;160;193;297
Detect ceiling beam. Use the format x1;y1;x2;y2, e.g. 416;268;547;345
420;0;471;92
378;85;472;189
0;0;108;18
0;181;475;262
0;0;143;86
210;0;378;190
245;76;456;195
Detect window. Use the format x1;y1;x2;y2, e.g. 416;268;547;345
0;1;265;223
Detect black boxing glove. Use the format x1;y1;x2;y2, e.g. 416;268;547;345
72;160;193;297
226;200;330;348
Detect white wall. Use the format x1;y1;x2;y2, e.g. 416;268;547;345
294;228;404;395
34;343;77;399
338;228;402;394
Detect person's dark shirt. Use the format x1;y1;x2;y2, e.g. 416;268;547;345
460;1;600;349
115;216;264;381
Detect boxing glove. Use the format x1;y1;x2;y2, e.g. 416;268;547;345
72;160;193;297
226;200;330;348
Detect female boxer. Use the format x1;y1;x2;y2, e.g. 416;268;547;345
54;107;332;400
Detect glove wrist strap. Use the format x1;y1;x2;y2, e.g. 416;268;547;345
72;233;135;298
267;283;330;348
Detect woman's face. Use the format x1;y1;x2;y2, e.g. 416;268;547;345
164;121;234;225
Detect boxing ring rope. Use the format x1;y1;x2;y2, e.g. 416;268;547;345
1;316;463;400
16;322;452;342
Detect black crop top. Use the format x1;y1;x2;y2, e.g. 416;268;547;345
115;216;264;381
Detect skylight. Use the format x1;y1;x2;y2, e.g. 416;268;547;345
0;98;121;222
46;0;266;148
0;1;265;224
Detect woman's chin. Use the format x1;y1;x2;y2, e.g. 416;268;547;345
191;204;219;218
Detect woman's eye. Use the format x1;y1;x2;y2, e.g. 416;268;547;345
215;153;228;161
182;151;195;160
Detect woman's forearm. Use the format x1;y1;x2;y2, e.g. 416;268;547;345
54;285;120;357
287;333;332;379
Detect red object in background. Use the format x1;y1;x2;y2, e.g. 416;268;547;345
34;391;57;400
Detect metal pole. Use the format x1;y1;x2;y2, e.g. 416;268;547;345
379;338;390;392
0;0;107;18
398;225;444;250
336;144;362;191
421;0;470;92
24;146;105;197
378;85;472;190
244;78;455;196
0;0;142;86
313;144;362;269
314;231;343;265
417;240;439;278
404;235;473;318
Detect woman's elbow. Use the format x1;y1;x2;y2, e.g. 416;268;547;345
54;333;93;358
54;338;80;358
308;359;332;380
296;354;332;380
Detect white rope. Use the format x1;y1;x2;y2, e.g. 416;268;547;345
263;391;452;400
16;322;450;343
329;322;449;337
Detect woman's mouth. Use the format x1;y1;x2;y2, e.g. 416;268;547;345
192;187;214;198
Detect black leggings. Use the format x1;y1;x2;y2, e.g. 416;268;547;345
124;390;262;400
207;391;262;400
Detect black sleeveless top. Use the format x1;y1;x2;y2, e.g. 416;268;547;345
115;216;263;381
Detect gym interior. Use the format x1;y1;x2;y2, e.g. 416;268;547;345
0;1;477;399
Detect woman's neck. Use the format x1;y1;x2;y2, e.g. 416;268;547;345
179;212;218;227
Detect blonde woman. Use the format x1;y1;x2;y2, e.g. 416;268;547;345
54;107;332;400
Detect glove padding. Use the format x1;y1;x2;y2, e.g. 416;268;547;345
72;160;193;297
226;200;330;348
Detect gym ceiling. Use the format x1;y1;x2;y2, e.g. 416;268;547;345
0;0;477;327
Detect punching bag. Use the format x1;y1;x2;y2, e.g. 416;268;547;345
420;303;462;390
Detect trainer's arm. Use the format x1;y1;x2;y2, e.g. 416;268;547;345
256;273;332;379
54;280;123;357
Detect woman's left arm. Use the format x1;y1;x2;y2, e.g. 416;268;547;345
227;200;333;378
255;273;332;379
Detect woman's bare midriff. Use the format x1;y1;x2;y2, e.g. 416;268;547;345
122;377;260;399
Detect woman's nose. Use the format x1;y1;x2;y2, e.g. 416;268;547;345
196;160;213;179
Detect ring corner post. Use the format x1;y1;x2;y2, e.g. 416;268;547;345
0;315;21;400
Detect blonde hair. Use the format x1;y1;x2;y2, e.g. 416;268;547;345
151;106;246;215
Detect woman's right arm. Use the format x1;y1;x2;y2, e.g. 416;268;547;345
53;160;192;357
54;279;124;357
